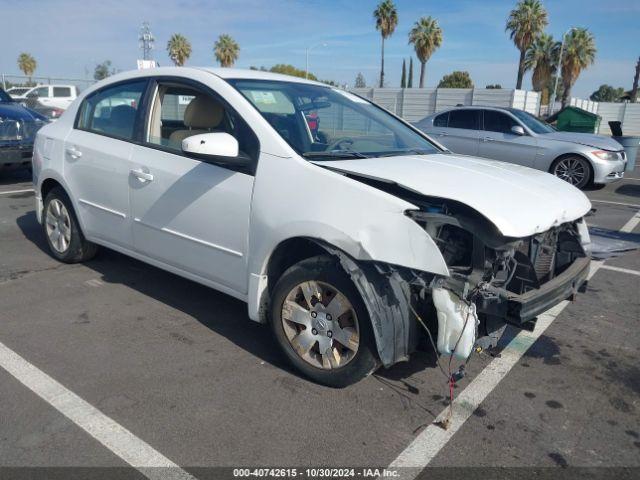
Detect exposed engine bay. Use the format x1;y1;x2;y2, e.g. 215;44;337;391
405;196;590;360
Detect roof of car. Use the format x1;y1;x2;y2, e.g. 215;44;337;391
199;67;326;86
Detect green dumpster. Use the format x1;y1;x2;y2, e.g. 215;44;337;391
547;106;601;133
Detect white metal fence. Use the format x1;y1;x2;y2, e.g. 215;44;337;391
569;97;640;135
351;87;541;122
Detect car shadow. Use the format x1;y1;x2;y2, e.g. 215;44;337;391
16;210;435;386
615;183;640;198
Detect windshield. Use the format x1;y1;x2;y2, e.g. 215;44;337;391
509;109;555;134
227;79;440;159
0;89;13;103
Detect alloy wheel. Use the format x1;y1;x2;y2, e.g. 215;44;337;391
280;280;360;370
554;157;588;187
45;199;72;253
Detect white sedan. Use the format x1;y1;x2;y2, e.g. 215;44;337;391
32;67;592;387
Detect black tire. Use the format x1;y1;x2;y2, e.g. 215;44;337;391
550;155;593;189
42;187;98;263
270;255;378;388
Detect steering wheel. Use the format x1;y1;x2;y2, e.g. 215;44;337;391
326;137;355;151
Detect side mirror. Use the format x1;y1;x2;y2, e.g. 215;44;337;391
511;125;526;136
182;132;250;167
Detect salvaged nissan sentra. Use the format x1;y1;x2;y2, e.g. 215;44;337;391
32;67;592;387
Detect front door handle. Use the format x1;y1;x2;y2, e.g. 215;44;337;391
130;169;154;182
482;136;495;142
437;131;448;137
65;146;82;159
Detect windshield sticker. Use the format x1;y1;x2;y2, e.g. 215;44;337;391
250;91;277;105
332;89;369;104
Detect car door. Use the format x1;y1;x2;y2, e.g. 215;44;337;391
129;78;259;293
478;110;538;166
435;109;481;155
26;86;50;109
64;79;148;248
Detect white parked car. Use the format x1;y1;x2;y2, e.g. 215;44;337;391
24;84;78;110
33;68;592;387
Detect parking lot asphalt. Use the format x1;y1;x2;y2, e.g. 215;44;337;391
0;163;639;478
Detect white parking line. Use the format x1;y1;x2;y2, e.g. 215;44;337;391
0;340;196;480
601;264;640;277
0;188;34;195
389;261;603;478
620;211;640;233
590;199;640;209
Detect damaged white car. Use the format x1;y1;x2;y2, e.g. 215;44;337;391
32;68;592;387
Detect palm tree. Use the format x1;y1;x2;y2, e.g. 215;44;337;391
408;16;443;89
561;28;596;106
214;34;240;67
524;33;559;104
506;0;548;89
166;34;192;66
373;0;398;88
17;53;37;84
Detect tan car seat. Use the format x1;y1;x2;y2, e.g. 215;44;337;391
169;95;225;144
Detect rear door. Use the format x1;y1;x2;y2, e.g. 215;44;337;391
437;109;481;155
478;110;538;166
52;86;74;109
129;78;259;293
63;79;148;248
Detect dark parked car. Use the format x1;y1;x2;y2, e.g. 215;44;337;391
0;88;48;172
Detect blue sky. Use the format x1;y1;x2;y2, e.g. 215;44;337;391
2;0;638;97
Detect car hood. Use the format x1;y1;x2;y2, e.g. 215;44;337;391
314;153;592;238
540;131;623;151
0;102;42;122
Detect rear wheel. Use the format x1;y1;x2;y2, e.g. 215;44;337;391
270;255;378;387
551;155;592;189
43;187;98;263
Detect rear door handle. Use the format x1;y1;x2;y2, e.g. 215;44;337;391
130;169;154;182
65;146;82;158
437;131;448;137
482;136;495;142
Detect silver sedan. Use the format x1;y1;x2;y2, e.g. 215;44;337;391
414;106;626;189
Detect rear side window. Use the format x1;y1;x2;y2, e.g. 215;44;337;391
77;81;146;141
483;110;518;133
448;109;479;130
53;87;72;97
433;112;448;127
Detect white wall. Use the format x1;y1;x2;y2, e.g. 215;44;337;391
351;88;540;122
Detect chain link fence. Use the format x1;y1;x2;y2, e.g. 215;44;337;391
1;74;95;93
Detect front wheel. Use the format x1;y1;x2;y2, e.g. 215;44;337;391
551;156;592;189
270;255;378;388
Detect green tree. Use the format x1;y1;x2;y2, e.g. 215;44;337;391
524;33;559;104
167;33;192;66
506;0;548;89
589;84;624;102
400;59;406;88
93;60;114;81
374;0;398;88
17;53;37;83
561;28;596;106
437;71;473;89
486;84;502;89
269;64;317;80
214;34;240;67
408;57;414;88
355;72;366;88
408;16;443;88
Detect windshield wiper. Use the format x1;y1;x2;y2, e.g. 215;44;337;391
302;151;369;160
376;148;434;157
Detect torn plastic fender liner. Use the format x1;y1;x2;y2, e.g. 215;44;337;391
313;240;418;367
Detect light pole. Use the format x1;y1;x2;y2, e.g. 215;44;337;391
305;43;327;79
549;27;576;115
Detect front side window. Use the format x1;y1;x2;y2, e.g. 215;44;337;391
483;110;518;134
227;79;439;159
53;87;72;98
448;109;480;130
509;109;555;134
146;82;259;162
33;87;49;98
77;81;146;141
